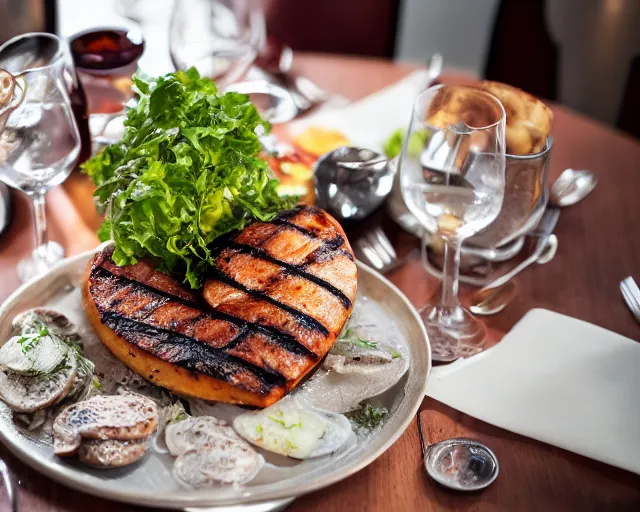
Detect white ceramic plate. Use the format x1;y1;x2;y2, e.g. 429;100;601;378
0;248;430;509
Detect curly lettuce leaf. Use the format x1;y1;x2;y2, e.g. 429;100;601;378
83;68;296;288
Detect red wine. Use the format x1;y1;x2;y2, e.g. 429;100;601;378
68;81;92;164
70;28;144;72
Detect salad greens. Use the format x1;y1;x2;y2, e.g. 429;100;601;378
382;128;429;159
83;68;296;288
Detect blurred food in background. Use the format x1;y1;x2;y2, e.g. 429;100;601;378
292;126;350;157
476;81;553;156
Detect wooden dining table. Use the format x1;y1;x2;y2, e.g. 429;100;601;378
0;53;639;512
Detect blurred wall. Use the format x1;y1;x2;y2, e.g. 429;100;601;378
395;0;500;76
395;0;640;129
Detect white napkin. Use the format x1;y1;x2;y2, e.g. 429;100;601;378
427;309;640;475
288;70;430;152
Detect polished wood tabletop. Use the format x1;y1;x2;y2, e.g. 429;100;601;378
0;54;639;511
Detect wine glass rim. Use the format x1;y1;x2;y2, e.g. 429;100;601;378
0;32;66;76
412;83;507;132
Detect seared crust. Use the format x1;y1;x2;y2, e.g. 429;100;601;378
83;206;357;408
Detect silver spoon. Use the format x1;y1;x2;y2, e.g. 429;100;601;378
417;412;499;491
549;168;597;207
470;168;596;314
256;39;328;113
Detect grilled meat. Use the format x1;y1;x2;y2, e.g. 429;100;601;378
82;206;357;408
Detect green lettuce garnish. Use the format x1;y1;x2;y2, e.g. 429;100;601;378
83;68;296;288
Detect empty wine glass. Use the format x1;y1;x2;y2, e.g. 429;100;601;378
169;0;265;88
0;34;81;283
399;85;506;362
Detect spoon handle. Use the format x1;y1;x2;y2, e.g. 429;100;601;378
481;208;560;291
417;411;428;461
0;457;18;512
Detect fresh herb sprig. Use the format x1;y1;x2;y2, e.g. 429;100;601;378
16;325;49;353
83;68;296;288
347;404;389;432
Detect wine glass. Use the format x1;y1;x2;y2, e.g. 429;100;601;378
169;0;265;88
0;37;81;283
399;85;506;362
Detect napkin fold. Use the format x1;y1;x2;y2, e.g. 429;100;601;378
427;309;640;474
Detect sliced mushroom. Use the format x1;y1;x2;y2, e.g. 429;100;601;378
0;351;78;413
173;441;264;488
0;334;69;375
12;308;80;339
78;439;149;468
165;416;241;457
300;341;408;413
53;394;158;456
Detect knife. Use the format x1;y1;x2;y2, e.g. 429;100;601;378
479;207;560;291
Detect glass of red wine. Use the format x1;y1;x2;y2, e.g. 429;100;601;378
69;27;145;146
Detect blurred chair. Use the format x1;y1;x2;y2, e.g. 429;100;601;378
484;0;558;101
484;0;640;139
262;0;401;58
0;0;56;44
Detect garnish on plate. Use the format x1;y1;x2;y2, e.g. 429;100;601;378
346;403;389;434
83;68;296;288
0;309;95;413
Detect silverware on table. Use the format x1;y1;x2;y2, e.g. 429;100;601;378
550;168;597;207
469;167;598;314
0;457;18;512
225;80;298;124
424;53;443;89
256;40;329;114
469;209;559;315
620;276;640;324
417;412;499;491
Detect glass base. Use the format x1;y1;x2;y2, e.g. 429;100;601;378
419;304;487;363
16;241;65;284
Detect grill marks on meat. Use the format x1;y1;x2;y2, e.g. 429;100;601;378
85;206;357;406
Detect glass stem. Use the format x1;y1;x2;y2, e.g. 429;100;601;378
440;237;462;310
31;191;48;260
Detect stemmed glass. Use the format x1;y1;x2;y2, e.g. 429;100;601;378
169;0;265;88
0;35;81;283
399;85;507;362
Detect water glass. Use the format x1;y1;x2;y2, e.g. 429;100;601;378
0;34;81;283
170;0;265;88
399;85;507;362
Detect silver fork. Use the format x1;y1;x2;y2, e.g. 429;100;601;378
354;227;398;274
620;276;640;324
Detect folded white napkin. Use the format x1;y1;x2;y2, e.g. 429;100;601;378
427;309;640;474
288;70;430;152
